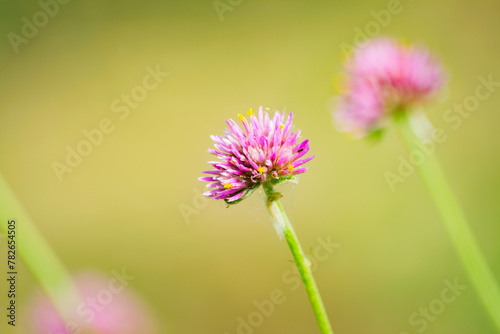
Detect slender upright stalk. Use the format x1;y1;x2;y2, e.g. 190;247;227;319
263;182;334;334
395;111;500;331
0;173;77;319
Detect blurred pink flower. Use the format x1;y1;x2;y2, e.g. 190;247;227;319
335;38;446;137
29;271;157;334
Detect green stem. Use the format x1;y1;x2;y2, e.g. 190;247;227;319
0;173;77;319
395;111;500;331
263;182;334;334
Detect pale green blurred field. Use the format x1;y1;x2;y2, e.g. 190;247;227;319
0;0;500;333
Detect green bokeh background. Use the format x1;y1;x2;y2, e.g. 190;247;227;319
1;0;499;333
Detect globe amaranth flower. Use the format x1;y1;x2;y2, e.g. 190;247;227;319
199;107;315;204
335;37;446;137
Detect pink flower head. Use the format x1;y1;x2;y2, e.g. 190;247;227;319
335;38;446;137
199;107;315;204
28;272;157;334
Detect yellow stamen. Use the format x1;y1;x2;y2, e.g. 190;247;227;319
257;167;265;173
224;183;233;189
237;114;245;121
279;124;284;130
288;165;295;172
247;108;254;116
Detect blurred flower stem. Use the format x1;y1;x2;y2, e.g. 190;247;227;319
263;182;334;334
395;111;500;331
0;173;77;319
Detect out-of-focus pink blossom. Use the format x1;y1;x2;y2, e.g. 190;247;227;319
28;271;157;334
335;38;446;137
